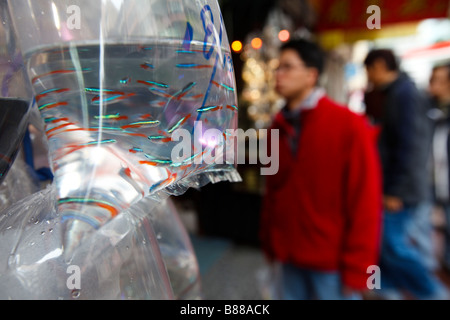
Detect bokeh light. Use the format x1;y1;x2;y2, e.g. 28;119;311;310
278;30;290;42
251;37;263;50
231;40;243;53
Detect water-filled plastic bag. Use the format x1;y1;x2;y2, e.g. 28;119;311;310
7;0;240;257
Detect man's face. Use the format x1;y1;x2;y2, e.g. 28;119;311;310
275;49;317;100
365;60;385;88
429;67;450;100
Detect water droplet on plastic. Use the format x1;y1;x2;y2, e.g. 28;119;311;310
8;254;17;266
71;289;81;299
156;233;162;240
6;226;12;230
30;241;35;246
41;231;45;236
49;228;54;233
125;246;129;250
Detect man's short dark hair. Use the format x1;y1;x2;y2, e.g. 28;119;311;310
280;39;325;76
364;49;399;72
432;63;450;81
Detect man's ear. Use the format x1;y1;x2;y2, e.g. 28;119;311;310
308;67;320;86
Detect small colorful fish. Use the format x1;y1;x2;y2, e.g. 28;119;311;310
137;80;169;89
38;102;69;111
123;132;148;138
139;114;153;120
81;139;117;146
211;81;235;92
58;198;119;218
140;155;173;166
94;113;129;121
149;172;178;193
121;120;161;130
119;167;145;197
138;46;153;51
226;105;238;112
196;106;223;113
129;147;144;154
147;135;172;143
181;150;208;165
168;114;192;133
45;122;76;135
44;117;70;124
120;77;131;85
35;88;70;102
32;68;91;84
92;93;136;105
174;82;197;100
148;88;175;99
85;88;125;95
149;101;167;108
176;64;212;69
184;93;205;101
46;127;99;140
141;63;155;70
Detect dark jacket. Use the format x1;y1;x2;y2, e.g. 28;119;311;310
429;99;450;204
365;73;433;206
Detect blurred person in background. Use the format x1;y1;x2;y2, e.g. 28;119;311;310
428;63;450;273
259;39;382;300
364;49;447;299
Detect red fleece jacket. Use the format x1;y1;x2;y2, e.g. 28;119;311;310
260;95;382;290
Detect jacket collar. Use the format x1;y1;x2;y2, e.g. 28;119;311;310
273;90;327;136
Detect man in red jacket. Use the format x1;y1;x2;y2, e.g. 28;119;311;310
259;39;382;300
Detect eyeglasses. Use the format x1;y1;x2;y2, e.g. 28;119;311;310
275;63;306;73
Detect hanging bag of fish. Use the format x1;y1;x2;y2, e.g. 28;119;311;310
7;0;240;259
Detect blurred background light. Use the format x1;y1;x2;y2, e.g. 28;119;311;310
231;40;243;53
278;29;290;42
251;37;263;50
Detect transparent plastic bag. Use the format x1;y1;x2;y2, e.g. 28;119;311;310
0;184;202;299
0;184;175;300
0;156;40;212
145;198;202;300
7;0;241;258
